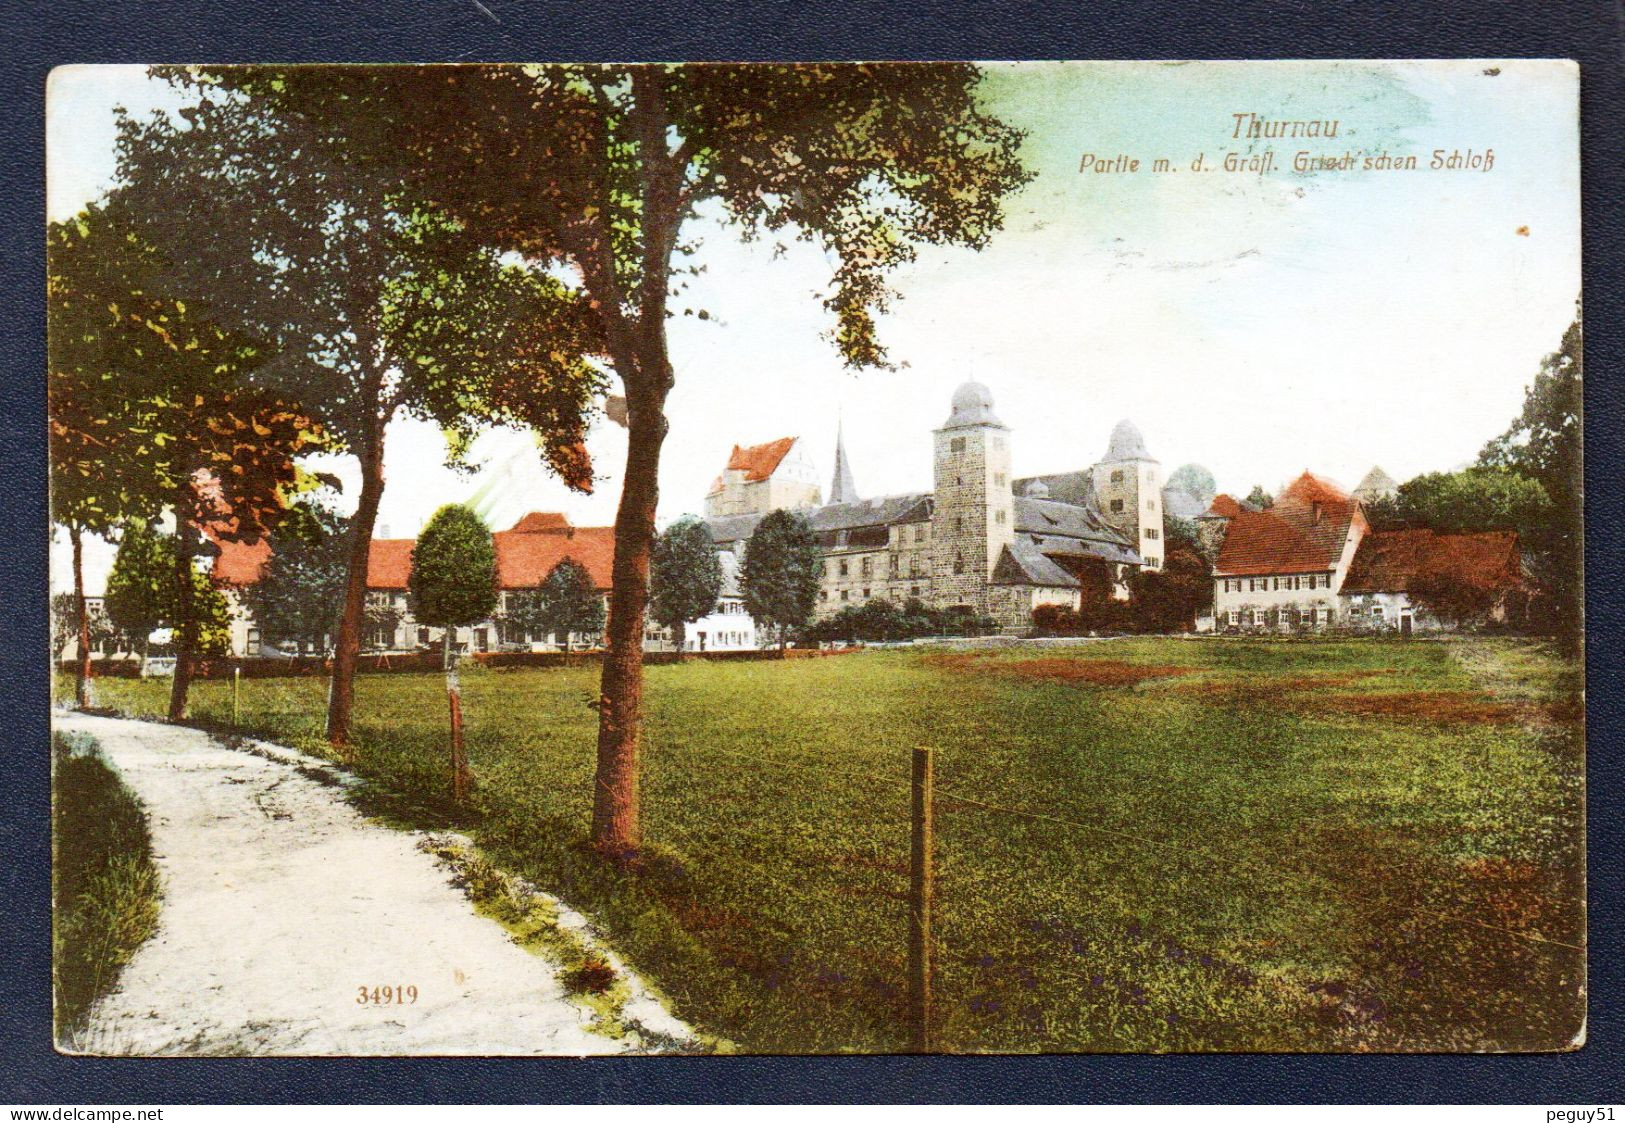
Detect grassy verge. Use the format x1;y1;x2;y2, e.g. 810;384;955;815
52;731;161;1044
78;636;1584;1052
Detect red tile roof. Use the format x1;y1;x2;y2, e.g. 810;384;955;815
490;522;615;592
223;511;616;594
1203;493;1244;519
725;437;798;482
368;512;615;592
365;537;417;589
509;512;571;533
1215;472;1361;576
1342;528;1522;595
210;535;271;587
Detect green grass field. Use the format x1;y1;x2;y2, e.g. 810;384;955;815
77;636;1584;1053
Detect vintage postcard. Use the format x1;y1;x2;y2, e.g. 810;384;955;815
47;59;1582;1056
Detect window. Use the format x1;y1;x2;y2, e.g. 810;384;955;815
862;588;871;598
1372;605;1385;619
839;559;849;577
1148;469;1157;483
889;554;899;575
994;473;1006;488
955;517;964;532
1146;556;1160;568
418;627;431;644
951;437;966;453
1144;528;1159;540
910;586;921;597
1110;499;1124;513
954;551;965;575
1228;610;1239;625
1111;470;1124;483
1147;499;1156;512
246;628;261;656
840;590;849;602
995;510;1007;525
860;557;872;578
820;590;828;601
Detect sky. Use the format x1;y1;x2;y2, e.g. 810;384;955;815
47;60;1580;592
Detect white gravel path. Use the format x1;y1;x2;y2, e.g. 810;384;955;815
56;712;692;1056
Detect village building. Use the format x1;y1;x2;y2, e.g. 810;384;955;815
702;382;1150;632
703;436;822;518
1208;471;1368;630
1338;527;1525;634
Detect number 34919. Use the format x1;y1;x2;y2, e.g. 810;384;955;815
357;984;418;1005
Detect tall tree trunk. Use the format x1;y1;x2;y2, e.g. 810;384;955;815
673;618;686;662
138;636;149;680
591;386;668;856
326;430;386;752
167;516;200;722
71;526;91;710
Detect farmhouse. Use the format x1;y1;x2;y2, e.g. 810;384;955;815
1208;471;1367;630
1339;527;1526;634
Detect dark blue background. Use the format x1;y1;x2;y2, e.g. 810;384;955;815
4;0;1620;1104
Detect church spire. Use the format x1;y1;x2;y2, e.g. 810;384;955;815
829;414;859;505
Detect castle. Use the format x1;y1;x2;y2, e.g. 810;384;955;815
701;382;1160;632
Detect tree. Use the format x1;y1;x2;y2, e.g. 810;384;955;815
1244;485;1274;511
1165;463;1217;505
649;517;723;656
330;63;1031;854
1479;313;1582;647
408;505;498;804
47;203;322;720
104;521;171;674
536;559;607;654
118;70;604;751
1388;468;1552;536
1127;545;1212;632
236;500;352;656
741;509;822;652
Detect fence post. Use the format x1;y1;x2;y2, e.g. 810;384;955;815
232;665;241;725
909;745;934;1053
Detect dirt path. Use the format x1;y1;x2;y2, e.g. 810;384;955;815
56;712;694;1056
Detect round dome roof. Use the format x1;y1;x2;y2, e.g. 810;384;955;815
942;381;1006;429
1103;418;1156;463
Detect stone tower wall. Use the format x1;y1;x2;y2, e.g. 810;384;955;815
931;424;1014;612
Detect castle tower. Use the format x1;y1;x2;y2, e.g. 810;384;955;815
1090;419;1164;569
829;417;859;505
932;381;1014;611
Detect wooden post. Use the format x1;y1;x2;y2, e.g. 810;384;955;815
445;630;468;805
909;745;934;1053
232;665;241;725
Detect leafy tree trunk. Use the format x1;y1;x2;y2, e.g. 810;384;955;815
326;426;386;752
71;526;92;709
673;618;686;661
138;635;150;679
167;515;200;722
592;379;668;856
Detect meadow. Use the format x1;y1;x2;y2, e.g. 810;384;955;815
79;636;1585;1053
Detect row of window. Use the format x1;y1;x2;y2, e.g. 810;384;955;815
1220;574;1331;594
1227;607;1336;626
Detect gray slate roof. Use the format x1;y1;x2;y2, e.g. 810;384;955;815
993;538;1080;588
1013;470;1095;507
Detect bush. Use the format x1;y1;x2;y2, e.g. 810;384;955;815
53;732;160;1042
